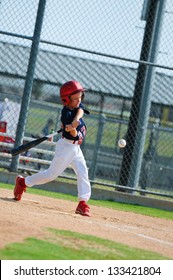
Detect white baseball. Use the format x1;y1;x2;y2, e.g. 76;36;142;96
118;139;126;148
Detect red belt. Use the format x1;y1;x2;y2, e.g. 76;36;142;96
62;137;82;145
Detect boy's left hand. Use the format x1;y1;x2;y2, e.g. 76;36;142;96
65;124;75;132
65;120;80;132
72;120;80;128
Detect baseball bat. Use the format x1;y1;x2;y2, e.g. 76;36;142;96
84;109;90;115
11;128;64;156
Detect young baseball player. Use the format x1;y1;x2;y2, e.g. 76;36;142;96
13;80;91;217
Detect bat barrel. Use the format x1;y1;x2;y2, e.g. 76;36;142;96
10;128;64;156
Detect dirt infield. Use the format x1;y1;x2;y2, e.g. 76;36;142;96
0;188;173;259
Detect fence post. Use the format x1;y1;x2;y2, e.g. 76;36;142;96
140;119;159;193
128;0;166;191
10;0;46;172
90;114;106;180
119;0;166;189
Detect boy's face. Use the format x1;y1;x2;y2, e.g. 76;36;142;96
68;91;83;108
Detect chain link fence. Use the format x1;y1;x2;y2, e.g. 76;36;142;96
0;0;173;199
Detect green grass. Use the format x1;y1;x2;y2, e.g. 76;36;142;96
1;182;172;259
26;108;55;135
1;182;173;220
0;229;170;260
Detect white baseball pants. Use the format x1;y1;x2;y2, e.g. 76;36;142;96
25;138;91;201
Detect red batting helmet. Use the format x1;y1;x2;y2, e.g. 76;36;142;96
60;80;85;105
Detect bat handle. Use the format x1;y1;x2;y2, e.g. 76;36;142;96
57;128;64;133
84;109;90;115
